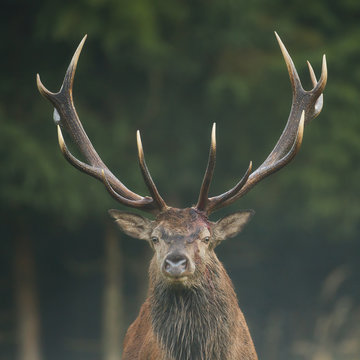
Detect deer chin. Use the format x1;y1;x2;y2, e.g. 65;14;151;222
162;272;195;288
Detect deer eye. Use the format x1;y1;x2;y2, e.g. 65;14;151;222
203;236;210;244
151;236;159;244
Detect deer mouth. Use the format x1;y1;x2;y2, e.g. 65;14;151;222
165;274;189;283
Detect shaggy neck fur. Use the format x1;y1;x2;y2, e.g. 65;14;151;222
149;258;237;360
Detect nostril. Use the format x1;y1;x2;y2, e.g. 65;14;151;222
178;259;187;268
165;258;187;268
164;255;188;277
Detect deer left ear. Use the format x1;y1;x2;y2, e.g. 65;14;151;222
212;210;255;242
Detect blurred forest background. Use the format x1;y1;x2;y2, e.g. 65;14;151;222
1;0;359;359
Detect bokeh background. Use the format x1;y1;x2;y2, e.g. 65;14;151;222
1;0;359;359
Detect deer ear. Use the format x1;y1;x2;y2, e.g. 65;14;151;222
213;210;255;242
108;210;153;240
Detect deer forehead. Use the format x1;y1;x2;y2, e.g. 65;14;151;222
152;226;210;243
152;207;211;240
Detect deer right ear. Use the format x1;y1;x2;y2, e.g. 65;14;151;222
108;210;153;240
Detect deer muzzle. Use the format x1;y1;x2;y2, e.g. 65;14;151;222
163;253;190;278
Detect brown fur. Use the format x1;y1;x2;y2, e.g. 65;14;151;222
115;208;258;360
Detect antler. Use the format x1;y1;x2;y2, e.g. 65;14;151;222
196;32;327;214
37;35;167;214
37;34;327;216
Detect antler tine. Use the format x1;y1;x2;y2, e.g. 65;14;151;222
307;60;322;116
205;161;252;214
274;31;303;93
137;131;168;211
307;60;317;86
37;36;162;213
57;124;99;177
101;170;154;208
196;123;217;211
307;55;327;118
202;33;327;214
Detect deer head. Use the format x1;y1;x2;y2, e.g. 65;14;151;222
37;33;327;288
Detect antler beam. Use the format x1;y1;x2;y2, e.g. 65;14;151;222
37;33;327;216
196;32;327;214
37;35;166;214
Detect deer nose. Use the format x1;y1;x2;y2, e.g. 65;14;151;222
163;254;188;277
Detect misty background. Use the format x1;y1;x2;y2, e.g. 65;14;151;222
1;0;359;359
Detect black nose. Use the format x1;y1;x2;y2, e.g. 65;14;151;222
163;254;188;277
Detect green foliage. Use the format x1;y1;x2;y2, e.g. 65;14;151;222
1;1;359;358
1;0;359;232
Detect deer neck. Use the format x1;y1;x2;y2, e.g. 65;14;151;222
149;258;237;360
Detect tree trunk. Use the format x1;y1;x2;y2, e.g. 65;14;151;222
14;227;42;360
102;223;123;360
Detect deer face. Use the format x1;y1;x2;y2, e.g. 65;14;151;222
109;207;254;287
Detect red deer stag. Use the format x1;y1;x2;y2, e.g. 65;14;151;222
37;33;327;360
